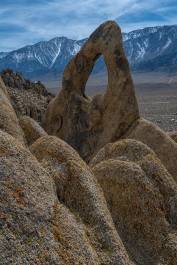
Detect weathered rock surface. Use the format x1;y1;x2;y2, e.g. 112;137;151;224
0;130;111;265
44;21;139;162
1;69;53;123
30;135;135;265
124;118;177;182
19;115;47;146
168;131;177;143
1;69;49;96
91;139;177;265
0;20;177;265
0;76;24;144
0;129;136;265
0;130;62;264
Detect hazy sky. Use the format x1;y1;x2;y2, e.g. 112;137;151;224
0;0;177;51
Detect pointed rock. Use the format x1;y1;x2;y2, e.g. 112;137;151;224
44;21;139;162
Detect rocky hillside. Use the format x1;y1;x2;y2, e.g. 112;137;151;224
0;25;177;79
0;21;177;265
1;69;53;122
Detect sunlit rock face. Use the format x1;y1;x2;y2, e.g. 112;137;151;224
90;138;177;265
44;21;139;162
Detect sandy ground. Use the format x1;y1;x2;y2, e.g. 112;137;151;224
44;72;177;132
136;84;177;132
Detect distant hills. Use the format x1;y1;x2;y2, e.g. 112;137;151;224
0;25;177;80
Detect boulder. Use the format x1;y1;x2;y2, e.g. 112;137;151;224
0;129;135;265
0;76;24;144
30;135;135;265
91;139;177;265
44;21;139;162
19;115;47;146
0;130;62;264
124;118;177;182
90;138;154;167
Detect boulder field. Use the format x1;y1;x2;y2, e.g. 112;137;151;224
0;21;177;265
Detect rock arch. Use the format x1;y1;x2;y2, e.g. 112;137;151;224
44;21;139;161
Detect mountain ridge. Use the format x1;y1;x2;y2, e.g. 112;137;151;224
0;24;177;79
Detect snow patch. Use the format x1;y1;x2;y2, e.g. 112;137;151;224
49;43;62;68
137;43;146;59
13;52;34;63
72;43;81;55
162;38;172;50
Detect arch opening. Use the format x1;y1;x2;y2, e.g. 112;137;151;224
85;55;108;96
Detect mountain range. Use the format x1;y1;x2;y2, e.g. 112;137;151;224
0;25;177;80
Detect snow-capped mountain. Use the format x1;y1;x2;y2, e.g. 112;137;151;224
0;52;9;59
123;25;177;72
0;25;177;79
0;37;86;78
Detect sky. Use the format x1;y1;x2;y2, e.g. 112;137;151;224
0;0;177;51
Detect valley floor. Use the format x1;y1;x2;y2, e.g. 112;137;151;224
44;71;177;132
136;83;177;132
